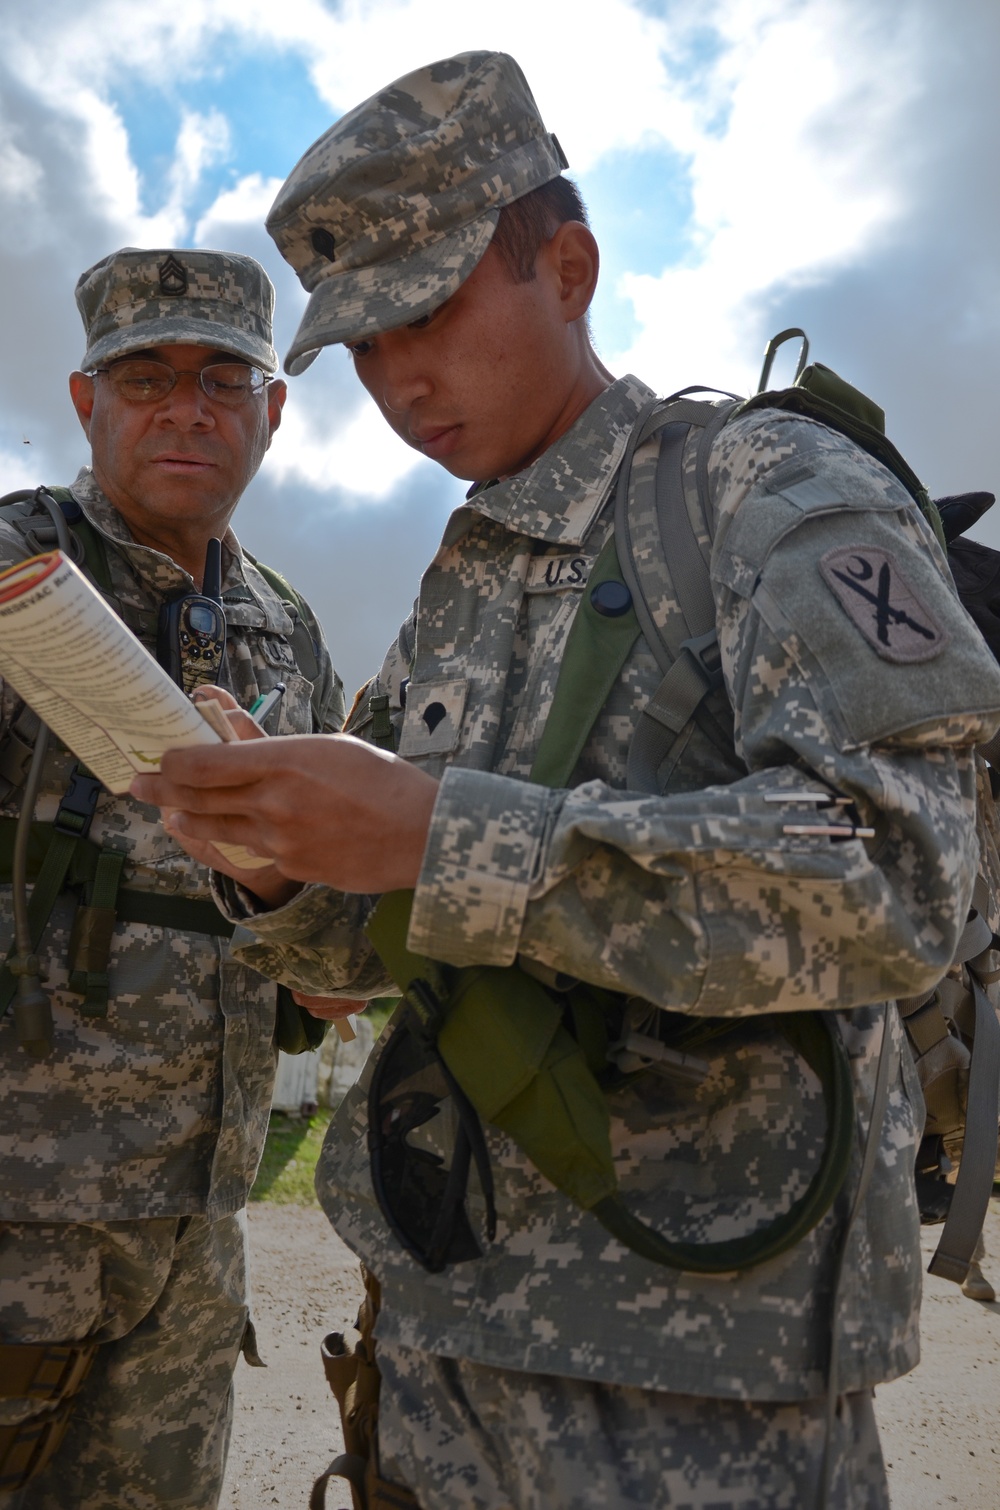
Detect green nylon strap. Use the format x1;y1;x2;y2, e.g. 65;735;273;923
0;816;236;1019
35;489;115;596
369;694;396;751
529;534;640;788
68;848;126;1017
0;827;81;1015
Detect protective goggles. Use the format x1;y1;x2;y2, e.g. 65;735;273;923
368;982;496;1274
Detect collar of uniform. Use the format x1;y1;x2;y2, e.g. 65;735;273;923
465;374;655;546
68;467;292;633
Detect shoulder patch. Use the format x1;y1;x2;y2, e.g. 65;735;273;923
819;545;949;663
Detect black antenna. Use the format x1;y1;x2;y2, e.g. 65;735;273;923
203;538;222;605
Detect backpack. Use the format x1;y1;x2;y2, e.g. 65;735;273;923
531;330;1000;1287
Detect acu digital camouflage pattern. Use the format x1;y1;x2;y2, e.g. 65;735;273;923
224;378;1000;1401
0;468;344;1223
266;51;568;371
376;1342;888;1510
76;247;278;373
0;1213;248;1510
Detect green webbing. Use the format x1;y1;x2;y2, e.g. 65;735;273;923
529;535;640;788
0;827;82;1015
0;818;237;1018
68;848;126;1017
369;694;396;751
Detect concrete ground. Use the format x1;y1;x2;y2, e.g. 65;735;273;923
222;1200;1000;1509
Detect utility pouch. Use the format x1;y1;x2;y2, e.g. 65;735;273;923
366;890;856;1275
310;1269;421;1510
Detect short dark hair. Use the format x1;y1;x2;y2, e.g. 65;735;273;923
490;177;590;283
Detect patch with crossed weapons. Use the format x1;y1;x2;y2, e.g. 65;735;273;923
819;545;948;663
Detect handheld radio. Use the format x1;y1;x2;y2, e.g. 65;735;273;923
157;538;227;694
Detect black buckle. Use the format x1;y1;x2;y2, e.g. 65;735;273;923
53;767;103;839
681;628;725;690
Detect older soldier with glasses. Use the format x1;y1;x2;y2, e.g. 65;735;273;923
0;247;344;1509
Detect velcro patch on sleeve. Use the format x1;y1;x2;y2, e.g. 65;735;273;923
819;546;949;663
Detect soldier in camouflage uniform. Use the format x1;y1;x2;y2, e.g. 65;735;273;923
0;248;345;1508
134;55;1000;1510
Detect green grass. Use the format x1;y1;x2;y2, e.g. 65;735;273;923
252;1002;397;1206
251;1108;333;1206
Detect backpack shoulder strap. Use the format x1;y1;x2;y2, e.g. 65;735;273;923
531;394;741;791
0;487;114;595
613;396;742;791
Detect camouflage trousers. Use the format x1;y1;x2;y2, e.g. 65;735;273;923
0;1211;249;1510
376;1343;888;1510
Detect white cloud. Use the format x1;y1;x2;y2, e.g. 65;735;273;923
0;139;43;202
268;388;423;501
609;0;924;394
194;173;283;237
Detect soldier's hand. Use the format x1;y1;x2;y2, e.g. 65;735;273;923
130;733;439;893
291;992;368;1021
166;686;303;908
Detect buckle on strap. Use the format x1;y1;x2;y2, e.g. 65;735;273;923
53;767;103;840
680;628;724;691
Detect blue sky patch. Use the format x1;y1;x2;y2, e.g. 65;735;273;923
110;43;335;231
581;144;694;351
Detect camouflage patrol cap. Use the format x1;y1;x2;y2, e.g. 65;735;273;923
75;247;278;373
266;50;568;374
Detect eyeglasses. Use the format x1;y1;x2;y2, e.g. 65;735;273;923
91;359;268;407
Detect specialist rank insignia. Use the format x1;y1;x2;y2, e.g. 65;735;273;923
819;545;948;663
158;254;188;295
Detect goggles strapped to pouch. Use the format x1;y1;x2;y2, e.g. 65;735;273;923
368;976;496;1274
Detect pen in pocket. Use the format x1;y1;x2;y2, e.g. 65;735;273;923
249;681;286;726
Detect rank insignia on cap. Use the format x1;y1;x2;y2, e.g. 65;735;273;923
158;254;188;295
819;546;948;663
310;228;337;262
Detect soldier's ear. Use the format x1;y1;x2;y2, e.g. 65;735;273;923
539;221;600;325
69;372;95;438
265;379;287;447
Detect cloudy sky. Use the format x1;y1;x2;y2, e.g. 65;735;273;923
1;0;998;697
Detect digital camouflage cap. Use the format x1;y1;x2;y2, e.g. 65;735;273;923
76;247;278;373
266;51;568;374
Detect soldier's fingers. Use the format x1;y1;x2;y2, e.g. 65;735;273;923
132;769;267;810
164;809;269;847
192;686;241;712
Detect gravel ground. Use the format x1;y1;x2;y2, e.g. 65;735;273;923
222;1200;1000;1509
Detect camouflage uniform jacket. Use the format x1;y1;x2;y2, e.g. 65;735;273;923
222;376;1000;1400
0;468;345;1222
